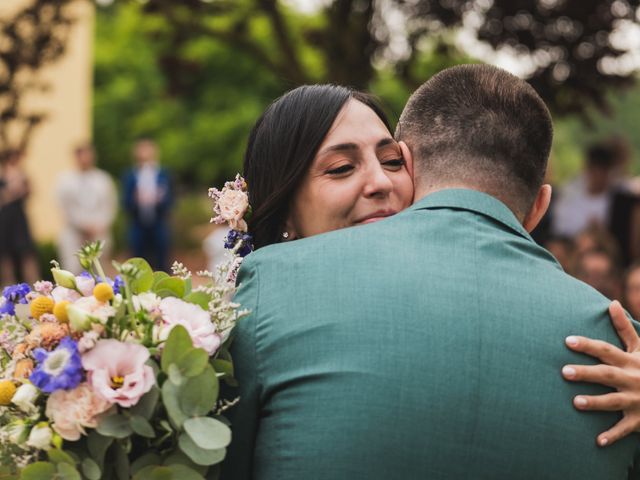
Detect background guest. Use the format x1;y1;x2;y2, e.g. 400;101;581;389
0;149;39;284
573;248;622;301
55;144;118;273
623;262;640;320
123;138;173;271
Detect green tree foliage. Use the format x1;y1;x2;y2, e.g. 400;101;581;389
93;2;285;186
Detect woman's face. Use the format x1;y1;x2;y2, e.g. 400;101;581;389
287;99;414;239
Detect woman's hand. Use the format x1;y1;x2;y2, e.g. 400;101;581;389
562;300;640;447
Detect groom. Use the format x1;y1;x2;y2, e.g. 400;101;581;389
224;65;640;479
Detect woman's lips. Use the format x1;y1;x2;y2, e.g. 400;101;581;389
355;210;397;224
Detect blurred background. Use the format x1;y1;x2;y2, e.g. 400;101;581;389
1;0;640;315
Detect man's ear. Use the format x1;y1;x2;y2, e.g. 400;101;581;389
523;184;552;233
399;141;414;180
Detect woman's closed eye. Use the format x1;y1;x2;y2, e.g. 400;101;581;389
381;158;405;171
326;164;355;175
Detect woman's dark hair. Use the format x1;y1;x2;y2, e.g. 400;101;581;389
243;84;392;249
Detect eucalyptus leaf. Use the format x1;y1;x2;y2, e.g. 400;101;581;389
55;463;81;480
211;359;236;386
132;466;169;480
183;291;210;310
168;363;185;386
130;453;162;476
162;451;207;476
96;414;133;439
113;441;130;480
177;348;208;378
162;379;187;429
178;433;226;466
124;258;154;293
87;431;113;470
152;271;170;288
161;325;193;373
130;415;156;438
179;365;219;416
47;449;76;466
154;277;186;298
130;386;160;420
183;417;231;450
81;458;101;480
166;464;205;479
19;462;56;480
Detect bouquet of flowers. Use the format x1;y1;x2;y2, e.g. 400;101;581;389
0;176;253;480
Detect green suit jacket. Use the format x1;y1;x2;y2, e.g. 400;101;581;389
223;189;640;480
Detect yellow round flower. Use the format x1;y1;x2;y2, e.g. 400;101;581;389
53;300;71;323
0;380;16;406
93;283;114;302
30;296;55;320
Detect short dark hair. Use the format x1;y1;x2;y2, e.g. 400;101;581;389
586;141;621;169
397;64;553;217
243;84;392;249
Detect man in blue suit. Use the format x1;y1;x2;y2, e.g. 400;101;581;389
225;65;640;479
123;138;173;271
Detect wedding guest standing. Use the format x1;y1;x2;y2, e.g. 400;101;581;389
55;144;118;273
0;149;39;284
123;138;173;271
623;262;640;320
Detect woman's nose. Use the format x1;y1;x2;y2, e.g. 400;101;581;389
363;160;393;198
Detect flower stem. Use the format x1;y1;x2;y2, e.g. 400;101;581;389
93;258;108;283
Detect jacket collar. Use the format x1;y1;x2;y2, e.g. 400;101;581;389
407;188;534;242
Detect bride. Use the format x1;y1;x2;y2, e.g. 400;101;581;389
238;83;640;447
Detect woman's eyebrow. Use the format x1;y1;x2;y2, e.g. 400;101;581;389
318;143;358;156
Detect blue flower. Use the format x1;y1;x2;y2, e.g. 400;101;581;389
112;275;124;295
30;337;83;393
224;230;254;257
0;283;31;315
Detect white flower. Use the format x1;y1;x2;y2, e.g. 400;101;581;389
216;189;249;231
11;384;39;414
51;286;81;303
75;276;96;297
133;293;161;313
26;424;53;450
159;297;221;355
7;422;28;445
77;331;100;353
73;297;117;324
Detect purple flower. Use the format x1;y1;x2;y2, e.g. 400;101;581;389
224;230;254;257
1;283;31;315
30;337;83;393
112;276;124;295
80;272;123;295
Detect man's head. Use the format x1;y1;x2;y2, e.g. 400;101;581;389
584;142;619;195
74;144;96;171
397;64;553;230
133;138;159;167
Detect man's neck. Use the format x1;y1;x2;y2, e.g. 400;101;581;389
414;183;525;223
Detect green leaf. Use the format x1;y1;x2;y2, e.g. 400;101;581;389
162;380;187;429
81;459;101;480
47;449;76;466
212;358;236;385
130;415;156;438
132;466;170;480
124;258;154;293
168;363;185;386
154;277;186;298
130;453;162;476
19;462;56;480
162;451;207;476
165;464;205;479
96;414;133;439
178;433;226;466
183;291;210;310
55;463;81;480
87;432;113;470
152;271;170;289
161;325;193;373
130;386;160;420
184;277;193;296
177;348;209;378
179;365;219;416
183;417;231;450
113;441;130;480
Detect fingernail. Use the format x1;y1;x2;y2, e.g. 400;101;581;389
575;396;588;407
566;336;579;347
599;437;608;446
562;366;576;378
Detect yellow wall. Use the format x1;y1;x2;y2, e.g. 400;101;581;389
1;0;94;242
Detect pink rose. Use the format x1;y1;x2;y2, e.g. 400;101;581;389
82;340;155;408
217;189;249;231
46;383;112;441
159;297;221;355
